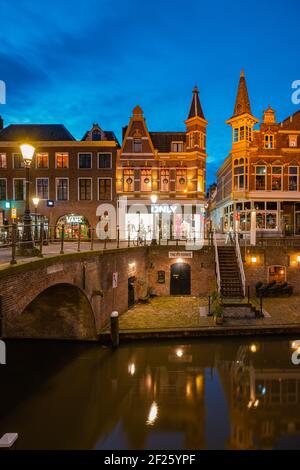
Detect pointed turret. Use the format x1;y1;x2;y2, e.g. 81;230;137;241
232;69;252;117
188;86;205;120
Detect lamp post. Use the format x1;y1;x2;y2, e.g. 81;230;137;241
20;144;35;252
150;194;158;245
32;197;40;240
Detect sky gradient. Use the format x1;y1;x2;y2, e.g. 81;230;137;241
0;0;299;184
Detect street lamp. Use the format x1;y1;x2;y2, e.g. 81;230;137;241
150;194;158;245
20;144;35;252
32;197;40;240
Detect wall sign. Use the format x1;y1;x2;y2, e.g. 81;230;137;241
11;207;17;219
157;270;165;284
65;215;83;224
112;272;118;288
168;251;193;259
151;204;177;214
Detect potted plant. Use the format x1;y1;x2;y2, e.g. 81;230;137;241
210;291;224;325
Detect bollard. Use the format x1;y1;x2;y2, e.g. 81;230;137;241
117;226;120;249
208;295;211;316
10;224;17;265
77;224;81;252
110;311;119;348
90;228;94;251
39;222;44;257
60;224;65;254
128;233;130;248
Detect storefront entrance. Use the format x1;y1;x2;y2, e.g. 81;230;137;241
170;263;191;295
56;214;90;240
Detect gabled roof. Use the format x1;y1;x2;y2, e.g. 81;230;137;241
232;69;252;117
149;132;186;152
0;124;75;141
81;123;120;145
188;86;205;119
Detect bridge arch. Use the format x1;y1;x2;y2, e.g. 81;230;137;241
14;283;97;340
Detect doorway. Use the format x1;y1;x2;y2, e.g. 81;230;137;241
170;263;191;295
128;277;135;308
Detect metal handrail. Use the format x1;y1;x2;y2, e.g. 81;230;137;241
213;230;221;295
235;233;246;297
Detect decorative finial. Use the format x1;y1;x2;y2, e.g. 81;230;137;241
193;85;198;93
240;68;245;78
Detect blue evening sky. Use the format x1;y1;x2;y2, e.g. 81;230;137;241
0;0;299;184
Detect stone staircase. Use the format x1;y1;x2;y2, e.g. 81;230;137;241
217;245;244;299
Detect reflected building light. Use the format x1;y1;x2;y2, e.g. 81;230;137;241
186;380;193;399
250;344;257;353
128;363;136;375
261;387;266;396
254;399;259;407
291;340;300;350
146;401;158;426
196;374;203;395
146;373;152;390
177;258;184;264
247;401;253;408
176;348;183;358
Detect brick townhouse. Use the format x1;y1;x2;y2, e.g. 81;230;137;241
0;118;119;239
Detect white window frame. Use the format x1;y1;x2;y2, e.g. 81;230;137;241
255;165;267;190
271;166;283;191
36;177;49;200
55;152;69;169
0;153;7;169
78;152;92;169
35;152;49;169
12;152;24;169
98;177;112;201
264;134;274;149
13;178;26;201
0;178;7;200
171;141;184;152
78;177;93;201
288;166;298;191
97;152;112;170
55;177;69;201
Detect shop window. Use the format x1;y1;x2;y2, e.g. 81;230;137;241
266;201;277;211
56;178;69;200
78;178;92;201
289;135;298;148
240;212;250;231
0;179;7;200
244;201;251;210
123;169;134;192
176;169;187;191
141;169;152;192
56;214;90;240
160;169;170;191
36;178;49;199
271;166;282;191
268;266;286;283
133;139;142;152
13;179;25;200
36;153;49;169
288;166;298;191
56;153;69;169
0;153;7;169
78;153;92;169
98;153;111;169
13;153;24;169
98;178;112;200
264;134;274;149
255;166;266;190
255;201;265;211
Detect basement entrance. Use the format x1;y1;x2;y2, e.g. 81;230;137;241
170;263;191;295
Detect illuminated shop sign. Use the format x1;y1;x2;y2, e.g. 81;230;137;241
65;215;83;224
151;204;177;214
169;251;193;259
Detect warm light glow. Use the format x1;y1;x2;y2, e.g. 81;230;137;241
128;363;135;376
20;144;35;163
146;401;158;425
247;401;253;409
254;399;259;408
279;269;284;275
250;344;257;353
177;258;183;264
176;348;183;358
296;255;300;263
150;194;158;204
291;340;300;350
251;257;257;263
32;197;40;207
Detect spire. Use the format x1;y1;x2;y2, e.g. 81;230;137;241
188;86;205;119
233;69;252;117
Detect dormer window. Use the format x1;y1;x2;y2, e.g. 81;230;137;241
92;130;101;141
289;135;298;148
133;139;142;152
233;126;252;143
171;142;184;152
264;134;274;149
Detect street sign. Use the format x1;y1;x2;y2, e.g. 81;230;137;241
11;207;17;219
47;200;54;207
5;201;10;209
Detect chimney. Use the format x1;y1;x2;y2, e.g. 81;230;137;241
0;116;3;130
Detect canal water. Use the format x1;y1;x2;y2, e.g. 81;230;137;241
1;337;300;450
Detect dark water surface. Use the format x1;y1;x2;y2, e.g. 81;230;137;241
1;337;300;449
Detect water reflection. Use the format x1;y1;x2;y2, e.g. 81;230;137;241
0;338;300;449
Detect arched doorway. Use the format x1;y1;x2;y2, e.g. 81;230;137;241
56;214;90;240
170;263;191;295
